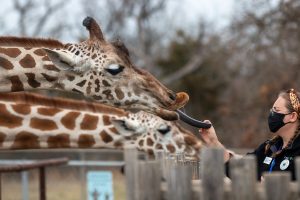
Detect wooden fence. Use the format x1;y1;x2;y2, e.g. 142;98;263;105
123;147;300;200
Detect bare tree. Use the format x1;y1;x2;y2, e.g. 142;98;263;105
11;0;69;38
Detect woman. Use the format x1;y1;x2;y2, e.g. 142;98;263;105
199;89;300;180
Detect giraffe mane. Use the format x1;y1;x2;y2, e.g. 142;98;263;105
0;36;64;48
0;92;127;116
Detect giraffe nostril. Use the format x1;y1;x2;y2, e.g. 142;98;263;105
169;93;176;101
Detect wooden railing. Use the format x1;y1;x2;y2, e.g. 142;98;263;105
123;147;300;200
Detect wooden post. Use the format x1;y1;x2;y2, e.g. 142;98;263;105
295;157;300;198
155;150;167;180
264;172;291;200
0;173;1;200
137;160;161;200
230;155;257;200
200;147;224;200
124;147;139;200
39;167;46;200
167;164;192;200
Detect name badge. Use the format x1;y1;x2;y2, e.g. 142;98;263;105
263;156;273;165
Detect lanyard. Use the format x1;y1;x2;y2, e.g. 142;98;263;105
269;158;276;173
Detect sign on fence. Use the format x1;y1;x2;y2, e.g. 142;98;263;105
87;171;114;200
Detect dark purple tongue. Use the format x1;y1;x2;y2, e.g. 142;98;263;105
176;109;211;129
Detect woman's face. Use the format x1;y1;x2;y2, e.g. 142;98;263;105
272;96;290;121
271;96;297;134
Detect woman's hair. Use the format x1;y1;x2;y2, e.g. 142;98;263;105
265;89;300;157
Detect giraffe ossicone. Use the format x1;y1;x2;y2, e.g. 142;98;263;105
0;92;202;159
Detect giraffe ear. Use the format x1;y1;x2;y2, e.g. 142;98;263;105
43;48;91;73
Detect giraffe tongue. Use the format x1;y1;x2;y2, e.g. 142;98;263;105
176;109;212;129
168;92;189;110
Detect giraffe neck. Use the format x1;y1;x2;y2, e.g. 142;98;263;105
0;92;129;150
0;47;64;92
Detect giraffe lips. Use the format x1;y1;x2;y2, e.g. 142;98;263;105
168;92;189;110
176;109;212;129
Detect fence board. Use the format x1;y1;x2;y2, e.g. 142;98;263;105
124;147;139;200
230;155;257;200
200;147;224;200
167;164;192;200
137;160;161;200
264;172;291;200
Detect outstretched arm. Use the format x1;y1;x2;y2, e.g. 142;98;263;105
199;120;239;162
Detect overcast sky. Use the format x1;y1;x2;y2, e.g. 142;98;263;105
0;0;235;41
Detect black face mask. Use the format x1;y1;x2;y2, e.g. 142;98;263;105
268;110;290;133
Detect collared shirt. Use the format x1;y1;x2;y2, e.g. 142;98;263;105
249;135;300;180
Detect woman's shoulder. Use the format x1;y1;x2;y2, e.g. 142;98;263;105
247;140;269;155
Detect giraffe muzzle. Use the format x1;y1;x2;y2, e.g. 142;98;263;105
168;92;189;110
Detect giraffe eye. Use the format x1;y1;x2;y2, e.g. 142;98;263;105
105;64;125;75
157;125;171;135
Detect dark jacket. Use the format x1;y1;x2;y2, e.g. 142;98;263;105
227;135;300;180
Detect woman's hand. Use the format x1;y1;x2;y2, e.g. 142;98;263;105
199;120;231;162
199;120;224;148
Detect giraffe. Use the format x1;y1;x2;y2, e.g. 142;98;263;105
0;17;188;121
0;92;202;158
0;17;210;129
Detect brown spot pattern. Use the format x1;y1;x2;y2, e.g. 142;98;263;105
147;138;154;146
30;117;58;131
102;80;111;87
43;64;60;72
37;107;61;116
138;140;144;147
95;79;100;92
109;127;118;134
103;90;113;100
102;115;111;125
72;88;84;95
34;49;46;56
166;144;175;153
20;54;36;68
0;103;23;128
0;48;21;58
80;114;99;130
0;57;14;70
184;135;198;146
155;143;163;149
12;103;31;115
25;73;41;88
76;80;87;87
11;131;40;149
115;87;124;100
47;134;70;148
8;76;24;91
114;141;123;148
61;111;80;130
78;134;95;148
100;130;113;143
42;56;51;61
67;75;75;81
41;73;58;82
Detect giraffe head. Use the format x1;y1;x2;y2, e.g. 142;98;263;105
42;17;189;121
0;92;201;157
112;111;202;159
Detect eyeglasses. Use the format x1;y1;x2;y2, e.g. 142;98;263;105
269;109;291;116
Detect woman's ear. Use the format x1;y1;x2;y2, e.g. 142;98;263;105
290;112;298;123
